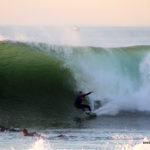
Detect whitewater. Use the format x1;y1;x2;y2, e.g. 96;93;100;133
0;26;150;150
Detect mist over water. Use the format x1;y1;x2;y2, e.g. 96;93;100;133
37;44;150;116
1;26;150;47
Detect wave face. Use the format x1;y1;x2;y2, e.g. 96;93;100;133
0;42;76;127
1;41;150;127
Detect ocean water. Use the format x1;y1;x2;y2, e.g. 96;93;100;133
0;26;150;150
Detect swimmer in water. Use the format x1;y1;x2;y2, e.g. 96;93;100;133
22;129;42;138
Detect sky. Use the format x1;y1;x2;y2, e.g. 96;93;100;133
0;0;150;26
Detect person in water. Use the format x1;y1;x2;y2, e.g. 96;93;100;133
22;129;42;138
74;91;93;112
0;125;20;132
22;129;69;139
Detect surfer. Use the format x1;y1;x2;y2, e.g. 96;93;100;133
74;91;93;112
0;125;20;132
22;129;43;138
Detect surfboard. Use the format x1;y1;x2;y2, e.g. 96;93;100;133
84;111;97;117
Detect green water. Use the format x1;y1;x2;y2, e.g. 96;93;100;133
0;42;76;127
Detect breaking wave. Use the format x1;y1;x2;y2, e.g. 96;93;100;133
1;41;150;127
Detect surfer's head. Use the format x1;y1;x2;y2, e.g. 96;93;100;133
78;91;83;97
22;129;28;136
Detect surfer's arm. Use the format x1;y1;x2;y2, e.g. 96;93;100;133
83;91;93;97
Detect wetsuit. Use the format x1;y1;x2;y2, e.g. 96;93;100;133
74;92;91;111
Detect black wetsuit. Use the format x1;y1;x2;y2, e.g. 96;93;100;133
74;92;91;111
